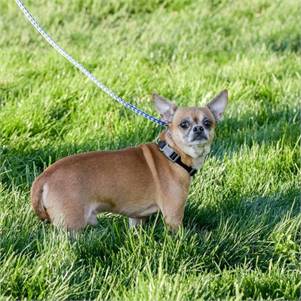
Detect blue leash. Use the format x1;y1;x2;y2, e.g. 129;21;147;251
15;0;167;127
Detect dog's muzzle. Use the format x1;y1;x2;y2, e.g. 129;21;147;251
191;126;208;141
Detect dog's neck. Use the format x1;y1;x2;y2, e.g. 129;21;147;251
158;130;211;170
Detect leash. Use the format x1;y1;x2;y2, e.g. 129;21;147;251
15;0;167;127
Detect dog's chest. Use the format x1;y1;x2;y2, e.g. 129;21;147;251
192;145;211;169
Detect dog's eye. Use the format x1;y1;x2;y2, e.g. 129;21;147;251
179;120;190;129
203;119;212;128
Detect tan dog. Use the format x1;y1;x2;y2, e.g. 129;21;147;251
31;90;228;231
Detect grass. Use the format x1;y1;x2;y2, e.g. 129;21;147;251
0;0;300;299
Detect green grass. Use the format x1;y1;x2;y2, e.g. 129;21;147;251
0;0;300;299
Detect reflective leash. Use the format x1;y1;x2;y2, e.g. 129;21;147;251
15;0;167;127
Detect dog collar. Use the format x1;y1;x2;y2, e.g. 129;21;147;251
157;140;198;177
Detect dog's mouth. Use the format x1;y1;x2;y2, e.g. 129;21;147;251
188;136;208;146
191;132;208;142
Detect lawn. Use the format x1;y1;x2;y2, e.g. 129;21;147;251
0;0;300;300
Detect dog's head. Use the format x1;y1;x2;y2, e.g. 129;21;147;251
153;90;228;158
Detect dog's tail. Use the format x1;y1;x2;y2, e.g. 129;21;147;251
31;176;50;221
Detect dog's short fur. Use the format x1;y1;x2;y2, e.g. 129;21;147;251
31;90;228;231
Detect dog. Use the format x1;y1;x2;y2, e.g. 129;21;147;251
31;90;228;231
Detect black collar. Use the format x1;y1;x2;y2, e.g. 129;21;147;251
156;140;198;177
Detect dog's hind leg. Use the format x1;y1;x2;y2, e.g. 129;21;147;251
44;192;87;231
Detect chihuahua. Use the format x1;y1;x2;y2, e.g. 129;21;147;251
31;90;228;231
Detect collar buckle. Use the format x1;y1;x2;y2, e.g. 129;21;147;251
159;142;180;162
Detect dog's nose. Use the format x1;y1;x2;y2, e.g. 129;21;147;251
193;125;204;133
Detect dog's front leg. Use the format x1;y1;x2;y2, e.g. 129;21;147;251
164;212;184;232
162;201;185;232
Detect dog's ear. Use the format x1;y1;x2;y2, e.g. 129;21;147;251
152;93;177;123
207;90;228;122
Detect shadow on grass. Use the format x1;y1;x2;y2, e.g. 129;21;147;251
1;185;299;274
211;104;299;157
182;186;300;270
184;187;300;232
